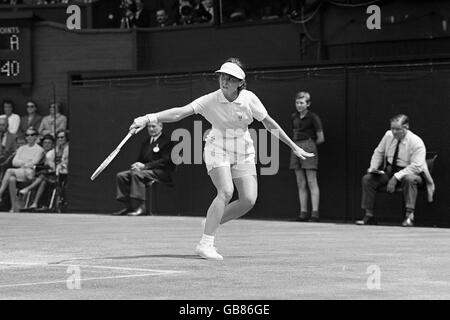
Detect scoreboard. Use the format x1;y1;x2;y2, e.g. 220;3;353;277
0;14;32;84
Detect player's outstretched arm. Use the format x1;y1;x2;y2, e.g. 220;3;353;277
130;105;195;131
261;115;314;160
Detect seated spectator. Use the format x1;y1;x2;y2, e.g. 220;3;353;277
0;134;26;185
177;0;196;25
145;0;178;27
119;0;136;29
20;130;69;211
193;0;214;23
19;100;43;137
113;122;174;216
19;134;55;210
132;0;150;27
176;0;210;25
53;129;69;211
0;127;44;212
38;101;67;138
356;114;435;227
1;99;20;135
202;0;214;21
161;0;179;26
155;8;175;27
54;129;69;175
0;115;17;165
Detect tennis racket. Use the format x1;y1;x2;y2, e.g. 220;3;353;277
90;126;145;181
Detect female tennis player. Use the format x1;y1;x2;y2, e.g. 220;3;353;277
130;58;314;260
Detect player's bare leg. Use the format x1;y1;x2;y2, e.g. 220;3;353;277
204;166;234;235
195;166;233;260
220;175;257;225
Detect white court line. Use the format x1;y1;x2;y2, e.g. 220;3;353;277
0;273;171;289
56;264;185;274
0;262;47;266
0;262;184;274
0;261;186;289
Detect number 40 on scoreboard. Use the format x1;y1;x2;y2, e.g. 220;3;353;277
1;60;20;77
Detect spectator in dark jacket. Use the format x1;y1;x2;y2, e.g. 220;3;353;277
19;100;43;137
114;122;175;216
132;0;150;27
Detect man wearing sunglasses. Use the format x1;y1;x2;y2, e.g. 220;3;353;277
19;101;43;137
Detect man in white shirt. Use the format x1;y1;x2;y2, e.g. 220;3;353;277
357;114;432;227
2;99;20;135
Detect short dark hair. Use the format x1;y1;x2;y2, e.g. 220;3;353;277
42;134;55;143
390;114;409;126
2;99;14;109
26;100;38;110
56;129;69;142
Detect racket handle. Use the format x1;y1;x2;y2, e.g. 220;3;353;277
131;126;145;135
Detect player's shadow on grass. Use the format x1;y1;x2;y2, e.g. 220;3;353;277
53;254;203;264
105;254;202;260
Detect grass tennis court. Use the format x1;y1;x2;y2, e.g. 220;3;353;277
0;212;449;300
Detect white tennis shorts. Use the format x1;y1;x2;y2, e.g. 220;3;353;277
204;128;257;179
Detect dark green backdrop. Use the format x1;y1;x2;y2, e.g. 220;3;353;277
68;64;449;226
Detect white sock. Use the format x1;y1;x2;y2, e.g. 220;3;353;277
200;234;215;247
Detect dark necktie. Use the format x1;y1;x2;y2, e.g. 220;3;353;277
392;140;400;172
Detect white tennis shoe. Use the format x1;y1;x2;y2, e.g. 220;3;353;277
195;243;223;261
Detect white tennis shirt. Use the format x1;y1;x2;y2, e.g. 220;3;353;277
190;89;268;132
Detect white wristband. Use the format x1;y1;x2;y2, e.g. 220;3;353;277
146;113;158;123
